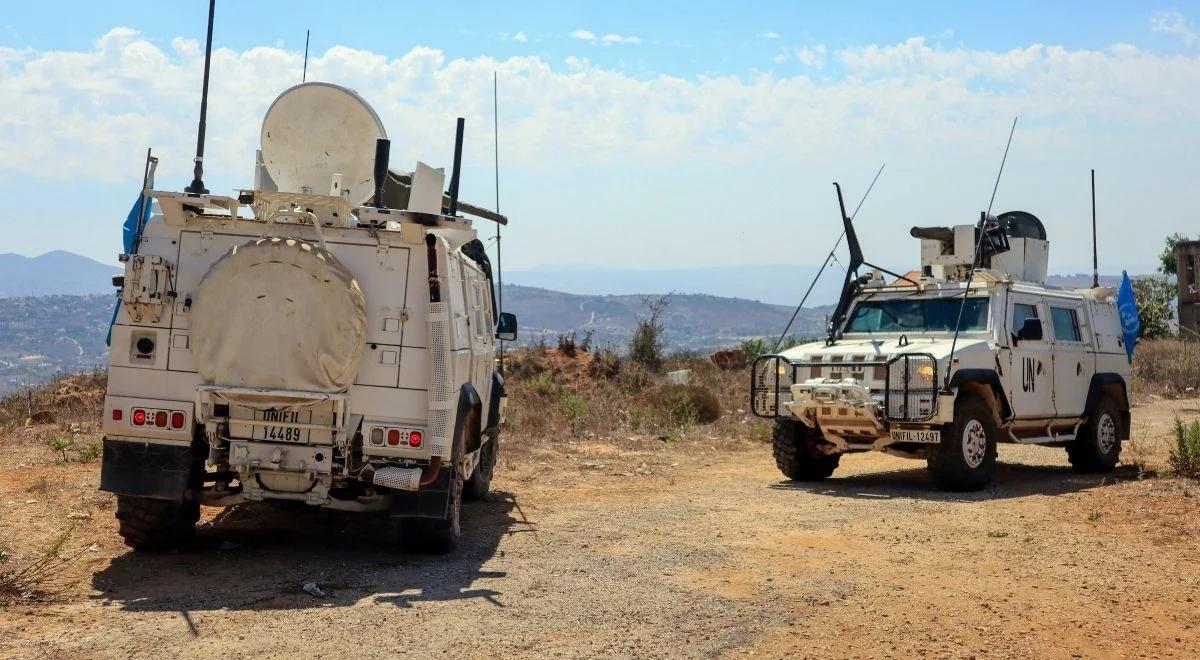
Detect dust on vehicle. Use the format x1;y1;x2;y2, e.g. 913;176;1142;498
101;79;516;552
753;191;1131;491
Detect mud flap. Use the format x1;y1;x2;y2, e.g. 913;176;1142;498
99;438;193;501
389;468;452;519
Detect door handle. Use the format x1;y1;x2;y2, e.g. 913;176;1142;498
1076;363;1082;376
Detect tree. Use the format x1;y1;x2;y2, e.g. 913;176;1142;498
629;295;669;371
1159;233;1189;276
1132;275;1175;339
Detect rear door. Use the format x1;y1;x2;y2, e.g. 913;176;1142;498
1048;302;1091;417
1005;295;1056;418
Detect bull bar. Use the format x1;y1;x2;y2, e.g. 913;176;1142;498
750;353;939;423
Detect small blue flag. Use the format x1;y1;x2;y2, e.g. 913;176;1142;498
107;192;152;346
1116;271;1139;364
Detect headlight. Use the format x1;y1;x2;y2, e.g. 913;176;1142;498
777;364;789;376
917;364;935;380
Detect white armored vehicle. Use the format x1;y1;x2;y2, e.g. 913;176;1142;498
100;79;517;552
753;187;1131;491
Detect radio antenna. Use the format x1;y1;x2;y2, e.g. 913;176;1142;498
773;163;884;351
943;116;1018;389
494;71;505;369
302;29;310;82
1091;169;1099;288
185;0;216;195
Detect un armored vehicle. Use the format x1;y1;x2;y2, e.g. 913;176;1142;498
753;190;1131;491
100;80;516;552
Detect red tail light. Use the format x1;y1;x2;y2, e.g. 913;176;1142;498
132;409;147;426
112;409;123;421
154;411;168;428
408;431;422;448
386;429;401;446
170;412;186;429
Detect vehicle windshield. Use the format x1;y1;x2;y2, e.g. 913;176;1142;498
845;296;989;334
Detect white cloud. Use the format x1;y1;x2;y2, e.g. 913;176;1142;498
569;29;596;41
512;31;528;43
1151;11;1198;45
601;33;641;45
794;44;827;68
1;29;1198;273
762;31;781;39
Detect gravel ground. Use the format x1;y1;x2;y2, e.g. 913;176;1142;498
1;399;1198;659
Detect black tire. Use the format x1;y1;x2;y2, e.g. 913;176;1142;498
928;396;997;492
1067;396;1122;473
400;464;463;554
772;420;840;481
115;495;200;551
464;431;498;500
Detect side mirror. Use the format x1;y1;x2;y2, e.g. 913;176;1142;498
496;312;517;342
1013;317;1042;344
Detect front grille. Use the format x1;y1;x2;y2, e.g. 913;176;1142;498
884;354;938;422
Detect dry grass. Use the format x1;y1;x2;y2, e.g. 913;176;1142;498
1132;339;1200;398
0;370;106;430
0;525;84;602
501;347;770;461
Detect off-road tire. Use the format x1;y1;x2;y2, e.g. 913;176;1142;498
115;495;201;551
928;396;997;492
400;464;464;554
772;420;840;481
464;431;498;500
1067;396;1122;473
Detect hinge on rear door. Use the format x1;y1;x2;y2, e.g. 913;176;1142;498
200;217;217;254
374;231;390;266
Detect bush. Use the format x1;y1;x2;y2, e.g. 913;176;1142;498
557;331;578;357
1132;339;1200;395
740;338;771;361
587;348;622;380
629;295;669;371
631;384;722;431
1169;418;1200;478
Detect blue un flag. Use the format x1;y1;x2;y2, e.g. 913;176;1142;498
107;192;152;346
1116;271;1139;364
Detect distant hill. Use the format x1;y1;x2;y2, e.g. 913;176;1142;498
0;251;119;297
504;285;828;352
0;294;111;392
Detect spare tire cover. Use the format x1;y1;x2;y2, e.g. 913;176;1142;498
191;237;366;392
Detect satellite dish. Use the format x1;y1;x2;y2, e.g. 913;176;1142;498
260;82;386;205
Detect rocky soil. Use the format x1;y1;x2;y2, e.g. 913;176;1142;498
1;398;1198;659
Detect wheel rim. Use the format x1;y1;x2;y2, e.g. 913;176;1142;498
962;419;988;469
1097;413;1117;454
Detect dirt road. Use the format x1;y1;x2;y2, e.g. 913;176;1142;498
2;399;1199;659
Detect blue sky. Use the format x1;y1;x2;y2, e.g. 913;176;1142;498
2;1;1199;284
5;1;1195;72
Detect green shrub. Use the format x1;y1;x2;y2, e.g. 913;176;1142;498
1169;417;1200;478
556;331;578;357
739;338;771;361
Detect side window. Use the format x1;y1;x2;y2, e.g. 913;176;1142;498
1050;306;1082;342
1012;302;1039;332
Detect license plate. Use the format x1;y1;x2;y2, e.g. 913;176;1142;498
890;428;941;444
253;410;311;443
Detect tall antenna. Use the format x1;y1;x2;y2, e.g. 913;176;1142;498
943;117;1018;388
494;71;505;368
185;0;216;195
773;163;884;351
1091;168;1099;288
302;29;310;82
